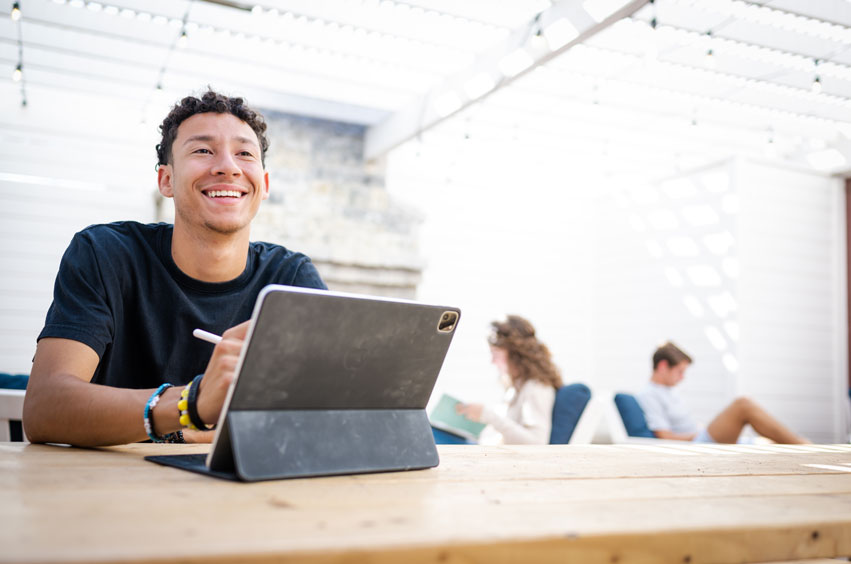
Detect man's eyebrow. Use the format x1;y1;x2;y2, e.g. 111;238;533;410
182;134;258;147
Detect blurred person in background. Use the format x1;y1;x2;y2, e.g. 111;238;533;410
638;341;809;444
456;315;562;444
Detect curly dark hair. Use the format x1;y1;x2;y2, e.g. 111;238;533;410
156;89;269;168
488;315;562;390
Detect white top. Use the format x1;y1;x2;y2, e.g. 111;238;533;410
636;382;699;434
480;380;556;445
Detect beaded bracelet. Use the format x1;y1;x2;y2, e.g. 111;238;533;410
178;380;196;430
144;383;174;442
187;374;212;430
164;430;185;444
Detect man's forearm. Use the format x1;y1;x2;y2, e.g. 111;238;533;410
24;373;184;447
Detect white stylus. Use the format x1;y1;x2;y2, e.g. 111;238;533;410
192;328;222;345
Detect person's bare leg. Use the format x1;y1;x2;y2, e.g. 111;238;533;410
705;397;809;444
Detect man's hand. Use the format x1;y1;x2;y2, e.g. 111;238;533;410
195;321;250;426
456;403;484;422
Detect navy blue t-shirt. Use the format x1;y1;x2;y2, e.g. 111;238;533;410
38;221;326;389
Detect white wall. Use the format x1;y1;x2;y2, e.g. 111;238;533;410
0;84;157;374
591;162;740;425
389;143;848;442
387;142;595;409
737;160;846;443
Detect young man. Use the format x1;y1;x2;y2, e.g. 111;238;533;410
637;342;808;444
23;90;326;447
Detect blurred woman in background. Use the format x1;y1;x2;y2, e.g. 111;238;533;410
457;315;562;444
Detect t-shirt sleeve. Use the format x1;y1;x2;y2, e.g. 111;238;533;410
292;258;328;290
37;232;114;358
636;389;670;432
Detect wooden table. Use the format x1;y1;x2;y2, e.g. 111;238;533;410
2;442;851;564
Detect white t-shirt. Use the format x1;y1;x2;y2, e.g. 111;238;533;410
480;380;556;444
636;382;699;434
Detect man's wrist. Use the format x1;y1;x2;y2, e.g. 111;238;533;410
145;384;184;442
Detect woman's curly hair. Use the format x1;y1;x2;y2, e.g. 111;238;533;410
488;315;562;389
156;89;269;168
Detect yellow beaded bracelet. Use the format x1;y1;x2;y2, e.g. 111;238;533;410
179;381;197;430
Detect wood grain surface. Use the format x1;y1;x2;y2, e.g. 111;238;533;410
2;442;851;564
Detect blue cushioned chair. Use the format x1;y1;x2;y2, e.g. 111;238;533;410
431;427;475;445
433;382;593;445
0;373;28;390
549;383;592;444
613;393;655;438
0;373;28;442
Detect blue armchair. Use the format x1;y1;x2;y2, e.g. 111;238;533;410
613;393;655;438
549;383;592;444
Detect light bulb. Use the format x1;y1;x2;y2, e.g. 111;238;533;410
11;2;21;21
764;138;777;158
644;19;658;62
704;49;716;69
530;29;548;51
177;30;188;48
811;76;822;94
12;64;22;82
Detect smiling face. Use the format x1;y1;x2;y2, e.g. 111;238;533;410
157;112;269;237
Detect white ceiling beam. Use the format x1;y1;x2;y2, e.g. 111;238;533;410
363;0;650;161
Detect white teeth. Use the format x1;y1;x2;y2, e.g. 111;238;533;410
207;190;243;198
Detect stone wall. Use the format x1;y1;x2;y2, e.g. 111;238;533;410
157;111;423;298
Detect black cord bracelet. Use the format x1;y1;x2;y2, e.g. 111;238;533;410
187;373;213;430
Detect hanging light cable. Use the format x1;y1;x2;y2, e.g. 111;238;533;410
11;0;26;106
529;12;547;51
704;30;716;69
811;59;823;94
645;0;659;62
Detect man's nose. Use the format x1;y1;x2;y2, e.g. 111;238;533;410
211;152;240;175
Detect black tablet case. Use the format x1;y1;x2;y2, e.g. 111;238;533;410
147;286;460;482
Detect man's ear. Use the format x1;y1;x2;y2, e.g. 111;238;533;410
261;170;270;201
157;165;174;198
658;359;670;371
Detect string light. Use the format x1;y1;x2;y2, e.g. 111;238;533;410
644;0;659;62
764;129;777;158
529;14;548;51
811;59;822;94
624;19;851;82
11;0;25;107
704;31;716;69
47;0;470;75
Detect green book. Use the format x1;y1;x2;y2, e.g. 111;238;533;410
429;394;487;440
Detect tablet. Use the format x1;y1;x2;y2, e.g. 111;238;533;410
147;285;460;481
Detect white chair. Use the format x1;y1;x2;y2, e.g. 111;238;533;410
0;389;26;442
565;392;604;444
